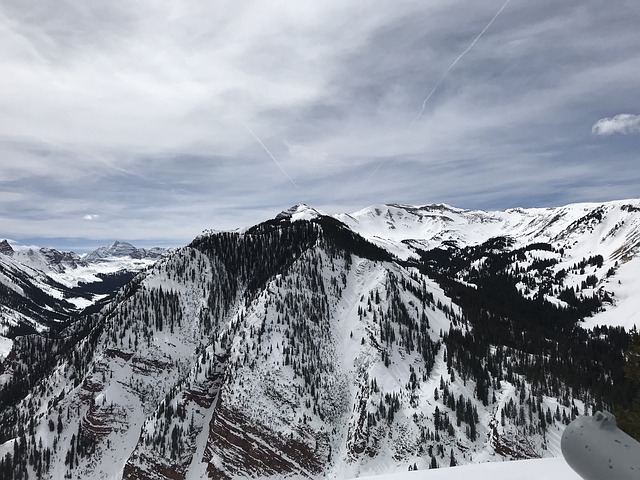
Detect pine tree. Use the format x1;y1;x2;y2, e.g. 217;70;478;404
617;333;640;440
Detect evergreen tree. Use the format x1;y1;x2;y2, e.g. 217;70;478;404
617;333;640;440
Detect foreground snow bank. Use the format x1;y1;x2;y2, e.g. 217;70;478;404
355;457;581;480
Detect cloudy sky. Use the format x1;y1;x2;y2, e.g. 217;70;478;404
1;0;639;251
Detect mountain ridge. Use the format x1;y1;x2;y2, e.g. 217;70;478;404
334;198;640;261
0;199;638;479
85;241;167;263
0;240;170;354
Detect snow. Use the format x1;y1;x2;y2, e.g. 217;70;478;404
186;375;220;480
352;457;581;480
291;204;326;222
0;303;49;334
278;203;327;222
335;200;640;331
0;240;165;342
66;295;107;309
582;256;640;330
0;335;12;360
4;239;160;289
48;257;156;288
0;260;25;296
335;200;640;260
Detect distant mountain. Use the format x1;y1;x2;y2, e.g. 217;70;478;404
0;240;13;256
275;203;325;221
335;201;640;263
0;240;168;358
12;246;85;274
0;251;76;337
85;240;166;263
0;200;638;480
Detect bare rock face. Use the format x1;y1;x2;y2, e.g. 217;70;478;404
38;247;85;271
0;239;13;256
204;397;326;479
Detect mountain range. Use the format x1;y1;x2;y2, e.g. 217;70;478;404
0;241;168;358
0;199;639;479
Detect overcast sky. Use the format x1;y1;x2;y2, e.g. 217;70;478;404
1;0;639;251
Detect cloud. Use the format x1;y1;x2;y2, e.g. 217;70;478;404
591;114;640;135
0;1;639;249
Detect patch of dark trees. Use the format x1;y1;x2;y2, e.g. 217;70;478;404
413;237;634;412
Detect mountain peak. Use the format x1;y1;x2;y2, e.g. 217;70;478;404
0;239;14;256
86;240;144;261
84;241;168;263
275;204;325;222
103;241;136;256
106;240;135;251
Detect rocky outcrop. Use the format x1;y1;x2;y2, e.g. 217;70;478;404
85;241;166;262
204;396;326;479
0;239;13;256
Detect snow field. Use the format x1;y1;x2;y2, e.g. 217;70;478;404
353;457;581;480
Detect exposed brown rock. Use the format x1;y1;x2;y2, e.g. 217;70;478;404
204;396;325;479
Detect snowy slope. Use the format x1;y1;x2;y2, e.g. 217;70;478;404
353;457;581;480
0;252;75;334
336;200;640;260
84;240;166;263
584;255;640;330
8;240;166;288
335;200;640;330
0;245;214;480
0;201;638;480
0;240;167;353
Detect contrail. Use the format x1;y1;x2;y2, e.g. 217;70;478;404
411;0;512;126
238;119;298;188
368;0;512;182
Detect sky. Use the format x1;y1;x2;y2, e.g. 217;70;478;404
1;0;639;251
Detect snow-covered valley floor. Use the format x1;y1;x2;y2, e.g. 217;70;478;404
355;457;580;480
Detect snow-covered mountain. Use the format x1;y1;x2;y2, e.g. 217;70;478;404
0;250;73;349
84;241;166;263
2;240;167;287
336;200;640;331
0;240;168;360
335;201;640;261
0;200;638;480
